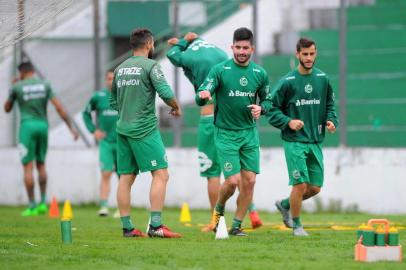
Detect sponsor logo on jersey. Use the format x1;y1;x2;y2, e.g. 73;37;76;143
117;79;140;87
102;109;118;116
295;99;320;107
190;40;216;51
304;84;313;94
22;84;46;101
198;152;213;172
117;67;142;76
239;76;248;86
228;90;255;97
223;162;233;172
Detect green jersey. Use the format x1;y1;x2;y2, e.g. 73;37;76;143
8;77;55;123
82;88;118;143
196;59;271;130
267;67;339;143
166;38;228;91
110;56;175;139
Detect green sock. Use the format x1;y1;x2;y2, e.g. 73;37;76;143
293;217;302;228
281;198;290;210
215;203;225;215
29;201;36;209
120;216;134;230
150;211;162;228
40;193;46;204
232;218;242;229
100;200;108;208
247;203;256;213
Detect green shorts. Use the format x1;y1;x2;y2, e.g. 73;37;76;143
18;120;48;165
215;127;259;178
283;141;324;187
117;129;168;175
198;115;221;178
99;140;117;172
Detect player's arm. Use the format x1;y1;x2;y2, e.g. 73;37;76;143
50;97;79;140
166;32;198;67
325;79;338;133
266;80;293;130
150;63;182;117
249;72;272;119
109;73;119;112
82;95;105;140
195;66;219;106
4;85;17;113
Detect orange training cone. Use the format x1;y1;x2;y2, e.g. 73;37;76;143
48;196;60;218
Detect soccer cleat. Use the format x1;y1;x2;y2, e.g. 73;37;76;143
211;210;223;232
228;227;248;236
275;200;293;228
98;207;109;217
201;223;215;233
36;203;48;215
21;207;39;217
112;209;120;218
293;226;309;236
148;225;182;238
249;211;263;229
123;228;147;238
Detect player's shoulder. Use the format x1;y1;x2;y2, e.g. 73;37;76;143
312;67;329;80
250;61;267;75
94;88;108;98
215;58;232;71
281;70;297;83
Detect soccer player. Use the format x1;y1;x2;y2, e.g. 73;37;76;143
267;37;338;236
111;28;182;238
166;32;263;231
82;70;119;217
196;27;271;236
4;61;79;217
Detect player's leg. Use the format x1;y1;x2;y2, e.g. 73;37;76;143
21;162;38;216
36;162;48;214
116;134;145;237
304;143;324;200
207;177;220;211
35;122;49;214
98;140;115;216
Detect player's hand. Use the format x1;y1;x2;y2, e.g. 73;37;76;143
288;119;304;131
168;37;179;46
247;104;262;120
184;32;198;42
199;91;212;101
94;129;105;140
326;120;336;133
71;129;80;141
169;107;182;118
11;77;19;84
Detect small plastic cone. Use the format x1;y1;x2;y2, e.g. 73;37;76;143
180;202;191;223
145;217;151;234
48;196;60;218
61;200;73;220
215;216;229;240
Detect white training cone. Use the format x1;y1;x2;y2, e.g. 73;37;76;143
145;217;151;234
215;216;229;240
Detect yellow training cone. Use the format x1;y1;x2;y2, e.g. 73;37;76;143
180;202;191;223
61;200;73;220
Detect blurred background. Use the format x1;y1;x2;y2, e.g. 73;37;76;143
0;0;405;213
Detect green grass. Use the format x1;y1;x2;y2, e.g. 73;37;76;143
0;206;405;269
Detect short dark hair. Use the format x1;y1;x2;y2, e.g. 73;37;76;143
233;27;253;44
130;28;153;50
17;61;34;73
296;37;316;52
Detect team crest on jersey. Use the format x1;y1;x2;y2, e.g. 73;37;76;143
223;162;233;172
198;152;213;172
304;84;313;94
292;170;301;180
239;76;248;87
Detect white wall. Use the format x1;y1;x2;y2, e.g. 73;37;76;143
1;147;405;214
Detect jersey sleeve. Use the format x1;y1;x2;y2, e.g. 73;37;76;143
166;38;189;67
8;85;17;102
258;71;272;114
195;65;220;106
266;79;292;130
82;94;97;133
46;82;55;99
110;72;119;111
150;63;175;101
326;78;339;127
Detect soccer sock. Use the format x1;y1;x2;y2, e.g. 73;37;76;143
150;211;162;228
232;218;242;229
29;200;36;209
100;199;108;208
120;216;134;230
215;203;225;215
247;203;257;213
40;193;46;204
281;198;290;210
292;217;302;228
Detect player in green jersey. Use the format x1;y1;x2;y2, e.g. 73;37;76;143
111;28;182;238
4;61;79;217
166;32;263;231
267;37;338;236
82;70;119;217
196;28;271;236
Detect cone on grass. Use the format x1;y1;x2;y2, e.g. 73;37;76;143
61;200;73;220
145;217;151;234
48;196;60;218
215;216;229;240
180;202;191;224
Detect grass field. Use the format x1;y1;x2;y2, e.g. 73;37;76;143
0;206;405;270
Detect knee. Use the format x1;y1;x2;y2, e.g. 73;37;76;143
294;183;307;194
311;186;321;196
226;175;240;189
